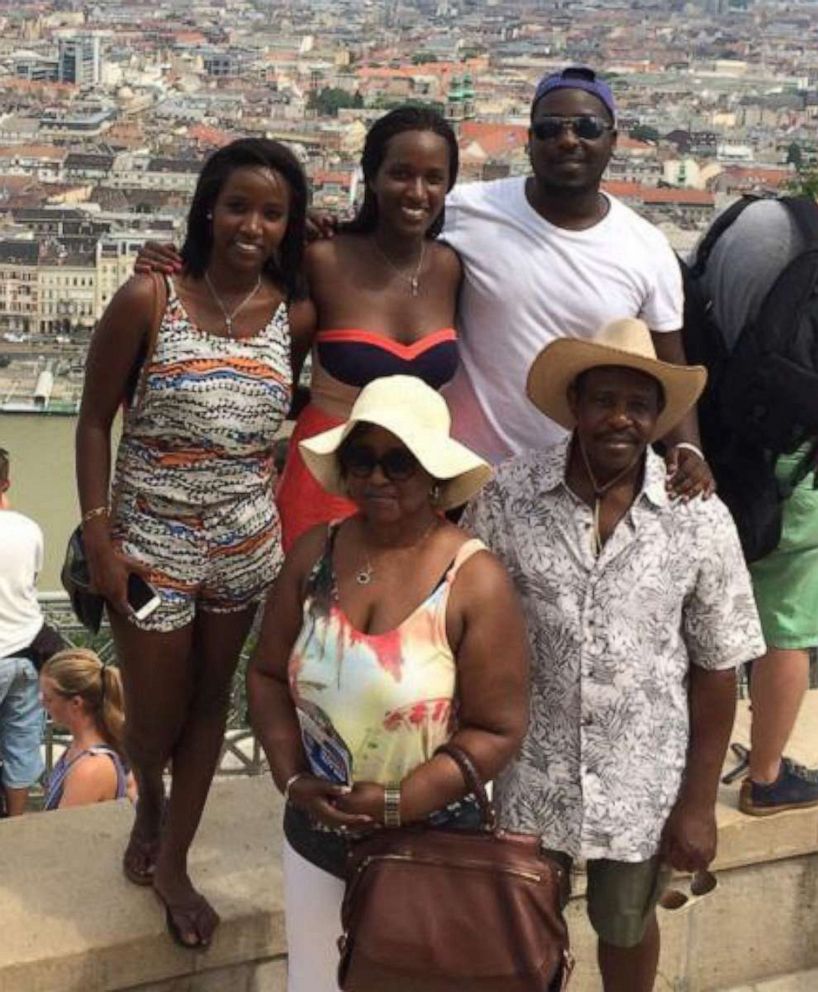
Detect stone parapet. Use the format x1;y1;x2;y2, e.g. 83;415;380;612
1;694;817;992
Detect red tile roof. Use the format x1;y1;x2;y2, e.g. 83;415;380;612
459;122;528;158
603;181;714;205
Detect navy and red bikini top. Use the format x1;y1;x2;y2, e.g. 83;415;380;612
315;327;458;391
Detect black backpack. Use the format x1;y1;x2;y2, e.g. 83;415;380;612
682;195;818;562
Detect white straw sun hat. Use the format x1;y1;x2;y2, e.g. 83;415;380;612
526;318;707;441
299;376;492;510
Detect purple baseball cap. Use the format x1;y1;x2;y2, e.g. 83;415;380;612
532;66;616;120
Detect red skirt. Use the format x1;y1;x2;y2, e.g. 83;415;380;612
276;403;357;553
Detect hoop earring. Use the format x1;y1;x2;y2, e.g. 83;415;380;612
430;483;441;504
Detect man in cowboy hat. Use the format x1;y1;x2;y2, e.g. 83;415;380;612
464;319;765;991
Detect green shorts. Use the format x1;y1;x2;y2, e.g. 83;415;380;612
750;449;818;650
549;851;671;949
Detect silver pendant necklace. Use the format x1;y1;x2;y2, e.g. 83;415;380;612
575;436;642;557
355;517;439;585
371;238;426;297
204;271;262;337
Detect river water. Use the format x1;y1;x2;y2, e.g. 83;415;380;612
1;414;80;590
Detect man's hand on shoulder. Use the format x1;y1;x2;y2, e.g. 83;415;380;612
665;444;716;502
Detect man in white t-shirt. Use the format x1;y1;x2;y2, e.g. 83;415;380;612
0;447;45;816
442;66;713;496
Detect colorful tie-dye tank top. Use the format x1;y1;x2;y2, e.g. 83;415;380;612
113;278;291;509
289;526;486;786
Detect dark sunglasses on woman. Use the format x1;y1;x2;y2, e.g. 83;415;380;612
531;115;613;141
340;445;420;482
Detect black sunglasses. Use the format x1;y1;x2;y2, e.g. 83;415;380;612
340;445;420;482
531;115;613;141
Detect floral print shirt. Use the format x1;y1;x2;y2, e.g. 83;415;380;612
463;438;765;862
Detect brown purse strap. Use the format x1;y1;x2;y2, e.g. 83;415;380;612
132;272;167;415
435;742;497;831
110;272;167;520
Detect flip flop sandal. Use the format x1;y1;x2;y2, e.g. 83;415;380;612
155;890;220;949
123;798;168;885
122;832;160;886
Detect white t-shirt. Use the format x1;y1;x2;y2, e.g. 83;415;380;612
0;510;44;659
441;177;683;463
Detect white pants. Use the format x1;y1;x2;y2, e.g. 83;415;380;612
283;839;345;992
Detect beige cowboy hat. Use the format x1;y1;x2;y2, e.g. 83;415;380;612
526;318;707;441
299;375;492;510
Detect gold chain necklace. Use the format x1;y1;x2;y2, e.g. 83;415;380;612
371;238;426;297
204;272;262;337
355;517;439;586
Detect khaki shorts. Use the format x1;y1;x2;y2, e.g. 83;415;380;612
548;851;671;949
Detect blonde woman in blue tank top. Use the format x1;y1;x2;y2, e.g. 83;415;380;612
248;376;530;991
76;140;316;949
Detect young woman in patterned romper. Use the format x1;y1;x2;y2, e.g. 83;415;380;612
76;139;314;949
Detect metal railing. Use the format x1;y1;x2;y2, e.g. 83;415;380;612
35;593;818;780
37;592;267;778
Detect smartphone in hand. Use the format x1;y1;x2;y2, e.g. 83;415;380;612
127;573;161;620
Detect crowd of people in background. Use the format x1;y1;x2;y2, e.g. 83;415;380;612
1;63;817;992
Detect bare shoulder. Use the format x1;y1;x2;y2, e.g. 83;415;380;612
93;273;160;351
305;236;350;273
112;272;163;310
285;523;330;583
428;239;462;280
447;533;514;606
69;752;117;789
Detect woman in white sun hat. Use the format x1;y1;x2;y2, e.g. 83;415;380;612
248;374;530;992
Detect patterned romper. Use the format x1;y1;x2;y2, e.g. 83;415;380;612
110;279;291;632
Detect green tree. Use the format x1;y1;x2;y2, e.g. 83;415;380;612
308;87;363;117
786;142;803;168
630;124;660;144
789;169;818;199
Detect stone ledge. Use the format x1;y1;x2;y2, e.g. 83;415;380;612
1;693;816;992
0;777;287;992
714;692;818;873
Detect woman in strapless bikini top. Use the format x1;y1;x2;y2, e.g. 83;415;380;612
277;105;464;550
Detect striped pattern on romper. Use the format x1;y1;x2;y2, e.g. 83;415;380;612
114;283;291;507
110;280;292;628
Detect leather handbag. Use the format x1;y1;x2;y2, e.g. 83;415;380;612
338;743;573;992
62;274;167;633
61;526;105;633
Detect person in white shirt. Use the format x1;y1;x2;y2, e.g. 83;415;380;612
0;447;46;816
442;66;714;499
